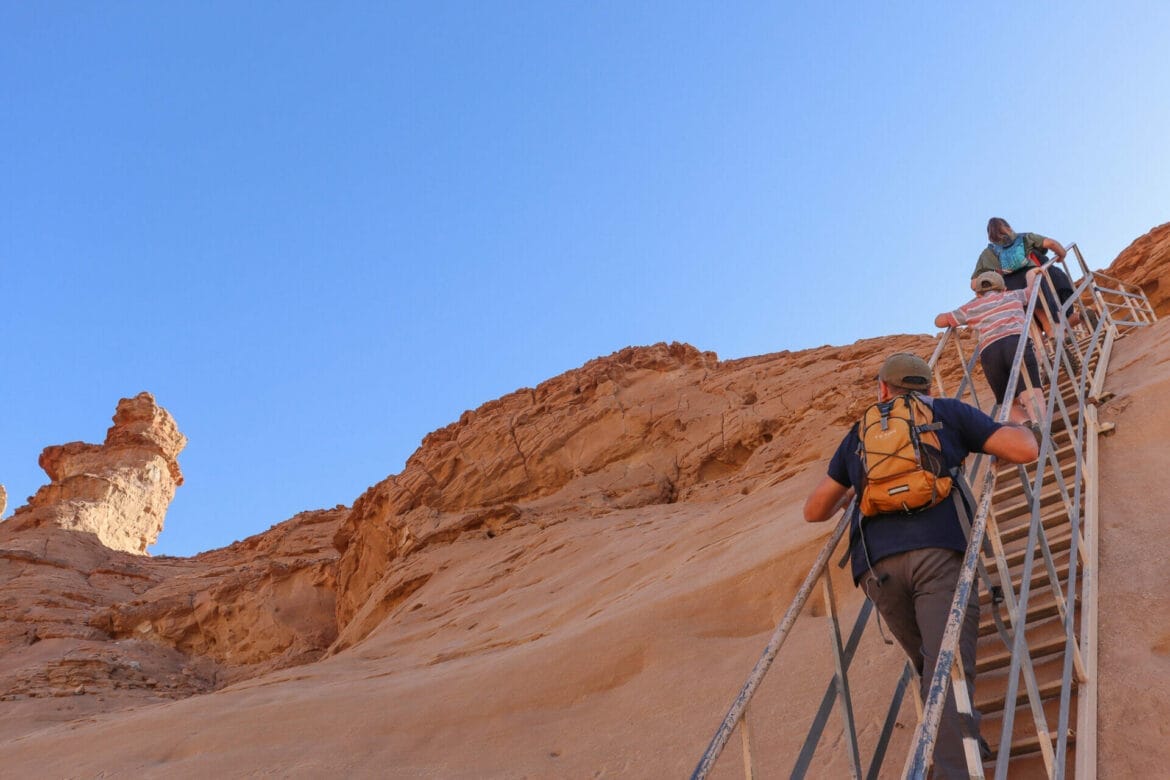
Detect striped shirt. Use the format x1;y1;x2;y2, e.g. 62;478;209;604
947;289;1029;348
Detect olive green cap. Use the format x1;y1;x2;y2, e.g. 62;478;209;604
877;352;932;388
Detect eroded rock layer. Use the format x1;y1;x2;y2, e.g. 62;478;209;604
0;508;346;715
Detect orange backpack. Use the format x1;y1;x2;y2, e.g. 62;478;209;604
857;394;953;517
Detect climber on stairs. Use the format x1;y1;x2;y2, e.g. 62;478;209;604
803;352;1038;779
935;271;1048;441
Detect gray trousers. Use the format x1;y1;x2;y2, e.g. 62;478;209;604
862;548;981;780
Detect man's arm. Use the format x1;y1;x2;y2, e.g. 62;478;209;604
803;476;852;522
983;424;1039;464
935;311;958;328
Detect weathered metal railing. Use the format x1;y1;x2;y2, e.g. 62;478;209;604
691;246;1155;779
906;252;1102;779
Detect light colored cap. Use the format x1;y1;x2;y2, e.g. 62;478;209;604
972;270;1006;292
878;352;932;388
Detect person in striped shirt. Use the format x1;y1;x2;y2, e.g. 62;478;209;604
934;271;1047;435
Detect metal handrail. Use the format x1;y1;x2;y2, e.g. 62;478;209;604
908;259;1153;779
691;247;1157;779
690;508;853;779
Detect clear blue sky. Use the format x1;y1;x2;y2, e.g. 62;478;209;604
3;3;1168;556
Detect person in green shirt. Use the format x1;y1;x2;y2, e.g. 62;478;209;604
972;217;1078;339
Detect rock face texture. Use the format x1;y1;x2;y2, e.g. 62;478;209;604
90;507;343;673
0;507;345;729
1106;220;1170;317
1;394;343;731
0;225;1168;777
330;335;957;648
7;392;187;555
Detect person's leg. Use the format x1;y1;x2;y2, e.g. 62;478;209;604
978;343;1009;419
980;339;1034;424
1026;267;1061;340
1016;387;1045;427
907;548;982;779
863;554;923;674
1014;345;1047;427
1048;265;1076;312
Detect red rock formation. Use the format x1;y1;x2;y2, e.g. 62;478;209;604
1105;221;1170;316
0;507;345;727
90;507;344;674
0;394;346;727
7;392;187;555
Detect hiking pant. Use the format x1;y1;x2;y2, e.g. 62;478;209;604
861;548;981;780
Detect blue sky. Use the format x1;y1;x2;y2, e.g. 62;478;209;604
3;3;1168;556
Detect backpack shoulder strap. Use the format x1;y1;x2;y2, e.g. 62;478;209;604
908;393;944;432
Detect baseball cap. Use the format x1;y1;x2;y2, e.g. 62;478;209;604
877;352;932;388
971;271;1006;293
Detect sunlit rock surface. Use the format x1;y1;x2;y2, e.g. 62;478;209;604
7;392;186;555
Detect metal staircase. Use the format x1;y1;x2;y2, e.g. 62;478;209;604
691;246;1156;779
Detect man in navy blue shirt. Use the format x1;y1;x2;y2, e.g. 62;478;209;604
803;352;1037;778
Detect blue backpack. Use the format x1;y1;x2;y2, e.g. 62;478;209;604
989;234;1030;273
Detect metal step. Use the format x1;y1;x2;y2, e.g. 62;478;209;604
998;530;1073;570
976;634;1068;675
992;458;1079;505
986;730;1076;762
992;547;1071;589
978;560;1070;607
982;692;1077;760
973;654;1071;715
993;485;1080;525
994;504;1075;546
979;592;1071;637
